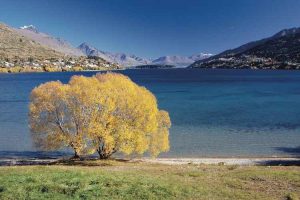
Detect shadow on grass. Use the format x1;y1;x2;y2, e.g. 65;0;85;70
0;151;132;166
50;158;131;167
0;151;69;159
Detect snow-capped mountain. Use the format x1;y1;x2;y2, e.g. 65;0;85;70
272;27;300;38
78;43;212;67
112;53;151;67
15;25;84;56
189;53;214;61
152;54;213;67
77;43;151;67
152;55;194;67
16;25;212;67
0;22;63;60
20;25;39;33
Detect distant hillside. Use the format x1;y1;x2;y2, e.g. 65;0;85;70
152;54;212;67
78;43;112;61
15;25;84;56
0;23;63;60
78;43;151;67
134;64;175;69
78;43;212;67
0;23;120;73
190;27;300;69
152;55;193;67
0;21;213;69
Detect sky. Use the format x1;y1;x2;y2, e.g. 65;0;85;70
1;0;300;58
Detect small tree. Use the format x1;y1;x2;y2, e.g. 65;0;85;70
29;73;171;159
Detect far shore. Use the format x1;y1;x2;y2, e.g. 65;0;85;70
0;157;299;166
0;68;125;74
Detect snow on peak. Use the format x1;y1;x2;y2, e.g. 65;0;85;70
20;25;38;33
77;43;151;66
16;25;84;56
189;53;214;61
151;53;213;67
78;43;213;68
281;31;286;36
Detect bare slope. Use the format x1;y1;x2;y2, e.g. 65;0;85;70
15;25;84;56
0;23;63;60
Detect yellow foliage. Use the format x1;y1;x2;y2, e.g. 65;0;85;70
29;72;171;158
8;66;23;73
43;66;61;72
20;66;44;73
0;68;8;73
72;66;84;71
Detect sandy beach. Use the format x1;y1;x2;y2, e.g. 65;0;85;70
1;157;299;166
135;157;300;166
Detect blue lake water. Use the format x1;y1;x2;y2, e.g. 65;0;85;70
0;69;299;158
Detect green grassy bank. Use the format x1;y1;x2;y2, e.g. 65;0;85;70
0;160;299;200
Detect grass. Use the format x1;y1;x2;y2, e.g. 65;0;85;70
0;160;299;200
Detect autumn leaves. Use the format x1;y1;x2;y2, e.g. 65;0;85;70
29;73;171;159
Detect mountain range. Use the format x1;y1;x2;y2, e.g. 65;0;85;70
0;22;119;72
77;43;151;67
151;54;212;67
2;21;299;70
189;27;300;69
3;23;212;67
15;25;84;57
77;43;212;67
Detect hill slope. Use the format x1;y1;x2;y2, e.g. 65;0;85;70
190;27;300;69
0;23;120;72
15;25;84;57
0;23;63;60
152;54;212;67
152;55;193;67
78;43;212;67
77;43;151;67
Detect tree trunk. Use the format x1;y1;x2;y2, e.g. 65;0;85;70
97;146;115;159
96;139;117;159
97;149;110;159
99;153;110;159
72;150;80;159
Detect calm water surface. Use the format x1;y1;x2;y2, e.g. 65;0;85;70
0;69;299;158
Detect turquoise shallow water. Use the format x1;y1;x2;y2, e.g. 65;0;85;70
0;69;299;158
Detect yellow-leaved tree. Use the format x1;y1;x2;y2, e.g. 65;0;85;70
29;73;171;159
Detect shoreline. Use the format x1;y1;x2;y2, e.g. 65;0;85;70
0;68;125;74
1;157;299;166
135;157;300;166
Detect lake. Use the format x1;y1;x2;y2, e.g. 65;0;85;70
0;69;299;158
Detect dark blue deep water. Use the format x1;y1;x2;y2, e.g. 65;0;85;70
0;69;300;158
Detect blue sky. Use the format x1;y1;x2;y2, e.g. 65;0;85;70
1;0;300;58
